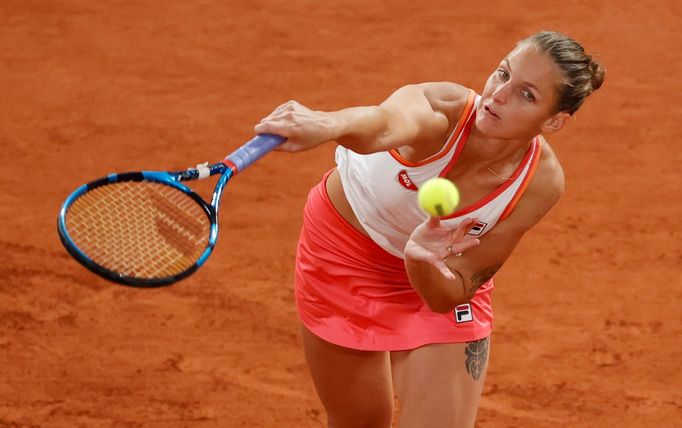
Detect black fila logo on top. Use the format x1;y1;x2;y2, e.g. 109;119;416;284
467;221;488;236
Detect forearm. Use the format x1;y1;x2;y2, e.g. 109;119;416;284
404;256;469;313
256;85;433;153
328;105;408;154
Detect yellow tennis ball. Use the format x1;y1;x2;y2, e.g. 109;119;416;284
417;178;460;217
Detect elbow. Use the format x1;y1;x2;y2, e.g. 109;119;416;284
424;296;469;314
426;302;453;314
347;106;415;154
337;106;391;154
344;141;381;155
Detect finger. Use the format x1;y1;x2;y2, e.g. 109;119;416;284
273;141;306;152
452;217;477;238
465;218;478;232
448;237;480;254
254;120;293;136
270;101;297;116
257;106;286;122
426;216;440;229
259;109;296;123
258;102;297;123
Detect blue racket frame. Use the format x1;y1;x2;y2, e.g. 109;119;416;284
57;133;285;287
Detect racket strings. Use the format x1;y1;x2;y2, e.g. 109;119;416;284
65;181;211;279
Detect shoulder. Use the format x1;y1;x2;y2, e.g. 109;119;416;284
531;136;565;205
387;82;472;119
496;136;565;234
417;82;472;119
379;82;472;145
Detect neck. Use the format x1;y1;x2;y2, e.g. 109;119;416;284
466;125;536;166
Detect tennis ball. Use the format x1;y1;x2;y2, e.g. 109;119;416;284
417;178;460;217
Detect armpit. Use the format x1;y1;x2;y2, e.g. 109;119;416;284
466;264;501;299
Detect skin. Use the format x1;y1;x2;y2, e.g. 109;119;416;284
256;44;569;428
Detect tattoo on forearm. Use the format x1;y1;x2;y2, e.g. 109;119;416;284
465;264;501;299
465;337;490;381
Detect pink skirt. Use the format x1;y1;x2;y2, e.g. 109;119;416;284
294;172;493;351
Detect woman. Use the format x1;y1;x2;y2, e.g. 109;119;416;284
255;31;605;428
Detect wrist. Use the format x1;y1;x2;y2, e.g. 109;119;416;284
324;110;350;141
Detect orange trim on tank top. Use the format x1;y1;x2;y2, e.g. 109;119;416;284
437;113;476;177
388;90;476;167
498;138;543;221
441;137;540;220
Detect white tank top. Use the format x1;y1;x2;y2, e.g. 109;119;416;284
335;91;542;258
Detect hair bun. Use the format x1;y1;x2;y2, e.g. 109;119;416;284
589;59;606;91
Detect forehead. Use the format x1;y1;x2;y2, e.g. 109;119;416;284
504;45;562;92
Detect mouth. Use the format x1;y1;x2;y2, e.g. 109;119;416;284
483;105;500;120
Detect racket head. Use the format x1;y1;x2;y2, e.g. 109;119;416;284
57;172;217;287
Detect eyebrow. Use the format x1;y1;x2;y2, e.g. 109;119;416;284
503;58;541;93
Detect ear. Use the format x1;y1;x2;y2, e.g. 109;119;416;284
541;112;571;134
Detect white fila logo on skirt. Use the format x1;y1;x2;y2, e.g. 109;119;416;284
454;304;473;323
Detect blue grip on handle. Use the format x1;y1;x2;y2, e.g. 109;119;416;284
224;134;286;172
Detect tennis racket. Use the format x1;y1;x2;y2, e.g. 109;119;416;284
57;133;285;287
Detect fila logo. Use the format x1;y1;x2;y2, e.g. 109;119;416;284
454;304;473;323
467;221;488;236
396;170;418;191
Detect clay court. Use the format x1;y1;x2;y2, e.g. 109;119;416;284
1;1;680;426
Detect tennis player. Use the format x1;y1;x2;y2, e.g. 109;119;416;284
255;31;604;428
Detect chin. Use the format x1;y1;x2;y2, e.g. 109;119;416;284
474;114;507;138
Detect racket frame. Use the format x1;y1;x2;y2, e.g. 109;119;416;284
57;133;283;287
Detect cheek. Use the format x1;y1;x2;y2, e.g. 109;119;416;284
481;75;495;96
506;109;547;133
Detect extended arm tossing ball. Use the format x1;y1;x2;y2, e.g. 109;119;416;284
417;178;460;217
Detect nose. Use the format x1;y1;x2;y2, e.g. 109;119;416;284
491;81;510;104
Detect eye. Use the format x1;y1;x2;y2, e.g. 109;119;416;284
496;68;510;81
522;89;536;102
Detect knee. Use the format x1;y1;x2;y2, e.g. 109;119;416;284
327;406;392;428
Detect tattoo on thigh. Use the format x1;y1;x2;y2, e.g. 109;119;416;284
465;337;490;381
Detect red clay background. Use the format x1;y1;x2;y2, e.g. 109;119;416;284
1;1;680;427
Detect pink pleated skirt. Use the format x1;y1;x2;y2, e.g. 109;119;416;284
294;171;493;351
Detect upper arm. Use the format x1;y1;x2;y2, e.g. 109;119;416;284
444;222;524;300
347;82;469;153
447;149;565;299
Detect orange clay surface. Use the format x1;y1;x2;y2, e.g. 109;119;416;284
1;1;680;427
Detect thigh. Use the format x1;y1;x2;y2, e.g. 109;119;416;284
300;325;394;428
390;337;491;428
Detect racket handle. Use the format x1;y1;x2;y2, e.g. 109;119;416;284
224;134;286;173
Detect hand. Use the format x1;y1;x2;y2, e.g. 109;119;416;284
254;100;338;152
404;217;480;280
